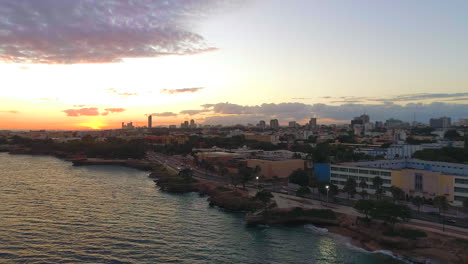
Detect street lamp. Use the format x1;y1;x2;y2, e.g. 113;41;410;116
256;176;259;188
325;185;330;206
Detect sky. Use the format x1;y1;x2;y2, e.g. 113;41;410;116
0;0;467;130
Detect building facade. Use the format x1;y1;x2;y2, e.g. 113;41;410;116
330;159;468;206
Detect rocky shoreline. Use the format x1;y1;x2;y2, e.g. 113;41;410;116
2;148;467;264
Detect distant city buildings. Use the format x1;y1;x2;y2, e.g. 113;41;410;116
308;118;317;130
258;120;266;129
148;115;152;129
430;117;451;128
270;119;279;130
121;122;134;130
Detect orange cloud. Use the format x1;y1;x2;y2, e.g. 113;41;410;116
63;108;99;117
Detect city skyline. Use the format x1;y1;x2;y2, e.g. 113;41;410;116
1;0;468;130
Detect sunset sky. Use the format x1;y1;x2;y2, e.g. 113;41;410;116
1;0;467;130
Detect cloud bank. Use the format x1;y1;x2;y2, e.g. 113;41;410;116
160;87;204;94
0;0;234;64
0;110;19;114
181;102;468;125
63;107;126;117
150;112;178;117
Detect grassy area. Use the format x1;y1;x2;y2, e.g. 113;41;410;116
215;186;232;192
272;207;337;220
383;228;427;240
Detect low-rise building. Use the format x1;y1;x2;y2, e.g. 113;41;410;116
329;159;468;206
247;158;304;179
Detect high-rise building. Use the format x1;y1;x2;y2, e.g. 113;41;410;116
270;119;279;129
190;119;196;129
259;120;266;129
148;115;152;128
430;117;451;128
289;121;297;128
308;118;317;129
181;120;189;129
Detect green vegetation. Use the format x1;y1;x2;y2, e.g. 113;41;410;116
271;207;337;220
383;228;427;240
255;190;274;212
343;178;357;199
413;147;468;163
296;186;311;197
411;196;424;213
238;165;261;189
372;176;384;200
390;186;405;202
288;169;309;186
10;135;146;159
355;199;411;230
215;186;232;192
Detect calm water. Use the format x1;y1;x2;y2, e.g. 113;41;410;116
0;153;406;264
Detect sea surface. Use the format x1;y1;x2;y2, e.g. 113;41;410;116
0;153;407;264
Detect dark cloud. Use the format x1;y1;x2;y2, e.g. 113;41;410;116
193;102;468;125
161;87;204;94
0;110;19;114
323;93;468;103
150;112;178;117
0;0;236;64
63;107;99;117
179;109;211;115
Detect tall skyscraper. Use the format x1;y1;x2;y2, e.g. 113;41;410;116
148;115;152;128
259;120;266;129
308;118;317;129
190;119;196;128
270;119;279;129
289;121;297;128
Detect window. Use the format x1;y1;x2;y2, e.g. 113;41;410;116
339;167;348;172
370;170;379;175
331;167;338;171
359;169;369;174
383;179;391;185
455;196;468;201
349;168;358;173
415;173;423;191
380;171;391;177
454;187;468;193
455;178;468;185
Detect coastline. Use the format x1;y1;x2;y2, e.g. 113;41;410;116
1;148;466;264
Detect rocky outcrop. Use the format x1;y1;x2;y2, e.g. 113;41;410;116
246;207;339;226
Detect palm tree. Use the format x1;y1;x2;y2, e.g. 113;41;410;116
359;179;368;199
255;190;274;214
372;176;384;200
433;195;449;231
390;186;405;203
343;178;357;200
412;196;424;214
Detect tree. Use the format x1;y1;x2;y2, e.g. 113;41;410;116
370;200;411;231
288;169;309;187
296;186;311;197
359;179;368;198
230;174;241;188
178;168;193;181
343;178;357;200
218;165;229;178
309;176;319;196
433;196;449;214
444;130;461;140
238;165;254;189
412;196;424;214
354;199;375;219
433;195;449;231
255;189;274;213
390;186;405;202
372;176;384;200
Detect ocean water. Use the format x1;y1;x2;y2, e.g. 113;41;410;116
0;153;406;264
